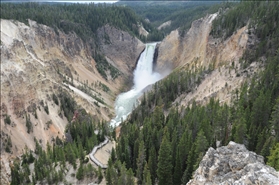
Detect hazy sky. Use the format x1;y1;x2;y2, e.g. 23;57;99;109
2;0;118;3
50;0;118;3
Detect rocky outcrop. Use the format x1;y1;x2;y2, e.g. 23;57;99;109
97;24;145;76
187;141;279;185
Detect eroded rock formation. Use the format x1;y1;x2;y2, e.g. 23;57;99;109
187;141;279;185
157;13;260;106
97;24;145;76
0;19;143;184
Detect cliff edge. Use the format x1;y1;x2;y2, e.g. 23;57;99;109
187;141;279;185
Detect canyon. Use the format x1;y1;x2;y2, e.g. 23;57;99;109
0;6;277;184
0;18;144;184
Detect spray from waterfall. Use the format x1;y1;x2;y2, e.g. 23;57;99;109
110;43;162;127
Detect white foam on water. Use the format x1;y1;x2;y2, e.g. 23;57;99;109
110;43;162;127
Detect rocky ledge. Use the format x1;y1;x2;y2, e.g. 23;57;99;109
187;141;279;185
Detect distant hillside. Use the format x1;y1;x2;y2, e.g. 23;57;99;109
0;2;163;42
116;1;223;35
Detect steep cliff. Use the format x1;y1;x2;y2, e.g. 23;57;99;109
0;18;143;184
156;13;259;106
187;142;279;185
97;24;145;76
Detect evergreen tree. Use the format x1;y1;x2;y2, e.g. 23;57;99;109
270;98;279;141
136;141;146;184
76;163;84;180
126;168;135;185
98;166;103;183
143;163;152;185
106;159;113;185
267;142;279;170
11;161;21;185
111;147;116;162
148;147;157;185
234;117;247;144
157;128;173;185
173;147;182;185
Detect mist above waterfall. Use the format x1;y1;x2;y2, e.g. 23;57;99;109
110;43;162;127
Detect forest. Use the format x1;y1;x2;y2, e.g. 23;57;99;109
118;1;223;36
3;0;279;185
107;1;279;185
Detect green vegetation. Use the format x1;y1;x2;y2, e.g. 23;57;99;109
4;114;11;125
11;90;110;184
6;1;279;184
0;2;164;81
5;136;12;153
77;84;106;105
267;142;279;171
25;114;33;134
211;1;279;43
52;93;59;105
99;82;110;93
44;105;49;115
109;1;279;184
58;91;77;121
105;159;135;185
119;1;222;36
0;2;163;42
94;53;120;80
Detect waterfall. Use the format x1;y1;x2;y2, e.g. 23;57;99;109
110;43;162;127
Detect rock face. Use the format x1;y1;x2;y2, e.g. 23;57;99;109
0;19;143;184
158;20;171;30
187;141;279;185
156;13;259;106
97;24;145;76
157;13;248;72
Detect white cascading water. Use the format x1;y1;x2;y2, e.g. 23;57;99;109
110;43;162;127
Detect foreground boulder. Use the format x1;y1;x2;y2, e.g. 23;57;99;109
187;141;279;185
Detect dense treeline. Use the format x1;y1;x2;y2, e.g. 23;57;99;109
211;1;279;42
119;1;223;36
10;90;109;184
0;2;163;42
110;1;279;184
1;2;164;79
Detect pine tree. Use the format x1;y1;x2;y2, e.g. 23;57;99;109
173;147;182;185
267;142;279;170
270;98;279;140
193;129;208;170
157;128;173;185
98;166;103;183
143;163;152;185
136;141;146;184
11;161;21;185
148;147;157;185
111;147;116;162
76;163;84;180
234;117;247;144
126;168;135;185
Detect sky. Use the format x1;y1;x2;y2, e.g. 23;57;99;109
49;0;118;3
1;0;118;3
